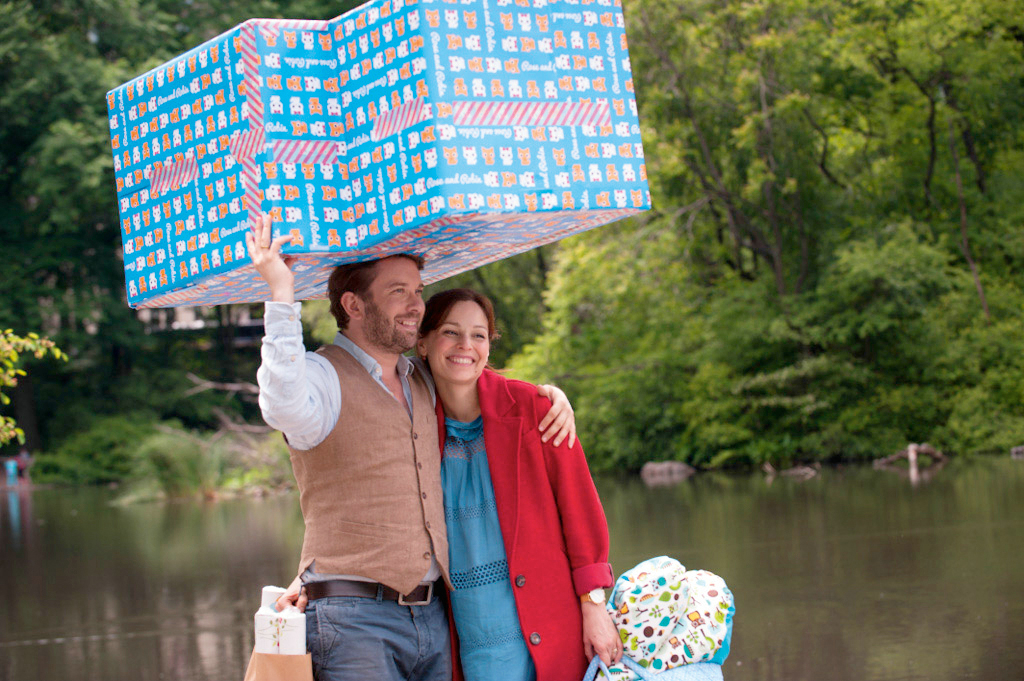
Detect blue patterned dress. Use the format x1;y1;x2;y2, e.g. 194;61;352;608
441;416;536;681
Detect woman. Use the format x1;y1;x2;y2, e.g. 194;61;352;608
417;288;621;681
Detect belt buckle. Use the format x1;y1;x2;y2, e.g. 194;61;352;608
398;582;433;606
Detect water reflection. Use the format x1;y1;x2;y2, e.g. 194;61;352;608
7;490;21;547
0;490;305;680
1;459;1022;681
602;460;1024;681
5;487;33;551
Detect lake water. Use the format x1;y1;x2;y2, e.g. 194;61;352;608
2;458;1022;681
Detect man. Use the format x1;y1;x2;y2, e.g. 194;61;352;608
246;216;575;681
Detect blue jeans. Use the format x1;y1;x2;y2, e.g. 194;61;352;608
306;592;451;681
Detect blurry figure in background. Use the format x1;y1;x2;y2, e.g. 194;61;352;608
247;216;578;681
4;457;17;487
16;448;32;481
416;288;621;681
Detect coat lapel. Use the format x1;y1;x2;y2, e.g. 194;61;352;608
478;370;523;563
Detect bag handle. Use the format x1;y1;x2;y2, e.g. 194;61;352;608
582;654;657;681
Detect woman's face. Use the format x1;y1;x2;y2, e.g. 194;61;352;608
418;300;491;387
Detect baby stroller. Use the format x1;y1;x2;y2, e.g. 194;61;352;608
583;556;735;681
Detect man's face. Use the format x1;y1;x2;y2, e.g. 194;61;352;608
359;256;425;354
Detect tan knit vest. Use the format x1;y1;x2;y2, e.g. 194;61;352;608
288;344;449;594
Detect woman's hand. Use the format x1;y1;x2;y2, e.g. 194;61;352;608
275;574;308;613
581;600;622;666
536;384;576;447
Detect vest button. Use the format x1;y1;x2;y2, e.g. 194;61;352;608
515;575;526;587
421;492;427;499
423;551;431;560
417;462;423;469
413;432;419;440
529;633;541;645
425;521;431;529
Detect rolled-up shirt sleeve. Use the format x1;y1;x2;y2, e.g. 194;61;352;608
256;301;340;451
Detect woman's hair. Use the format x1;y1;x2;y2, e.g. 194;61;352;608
419;288;501;343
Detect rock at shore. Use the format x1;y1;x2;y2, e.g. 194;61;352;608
640;461;697;487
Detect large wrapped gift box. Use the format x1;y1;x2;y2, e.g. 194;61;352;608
108;0;650;308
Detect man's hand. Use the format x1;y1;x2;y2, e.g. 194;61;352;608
245;214;296;303
275;574;308;613
537;384;576;447
582;600;622;666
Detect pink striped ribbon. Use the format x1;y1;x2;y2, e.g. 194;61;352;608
271;140;340;165
239;23;263;128
264;19;331;30
150;156;197;194
225;128;268;224
371;97;427;141
228;132;339;165
229;128;266;161
256;20;331;48
259;25;278;43
453;100;611;127
238;22;265;225
236;19;335;226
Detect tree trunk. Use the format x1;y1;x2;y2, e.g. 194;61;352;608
217;306;237;379
758;68;787;299
534;248;548;283
947;117;991;321
924;95;937;207
12;375;41;452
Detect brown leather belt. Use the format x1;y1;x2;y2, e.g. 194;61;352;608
305;579;437;606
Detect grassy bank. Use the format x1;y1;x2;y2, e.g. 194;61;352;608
30;415;294;503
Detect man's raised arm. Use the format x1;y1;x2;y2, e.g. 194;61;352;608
248;215;338;450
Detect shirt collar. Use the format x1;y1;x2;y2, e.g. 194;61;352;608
333;332;414;378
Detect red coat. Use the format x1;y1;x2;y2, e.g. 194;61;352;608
437;369;614;681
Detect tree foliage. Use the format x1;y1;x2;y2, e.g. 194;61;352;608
3;0;1024;475
512;0;1024;469
0;0;359;456
0;329;65;445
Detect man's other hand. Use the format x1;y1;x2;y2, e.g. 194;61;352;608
275;574;308;613
537;384;577;447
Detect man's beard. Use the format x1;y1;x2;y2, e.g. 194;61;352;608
363;297;417;354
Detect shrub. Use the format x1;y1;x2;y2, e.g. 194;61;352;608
31;416;158;484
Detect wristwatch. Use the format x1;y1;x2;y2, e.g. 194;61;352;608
580;588;606;605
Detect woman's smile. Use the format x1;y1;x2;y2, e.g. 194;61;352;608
419;300;491;386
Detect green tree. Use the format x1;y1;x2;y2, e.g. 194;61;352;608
0;329;64;445
511;0;1024;469
6;0;1024;475
0;0;361;454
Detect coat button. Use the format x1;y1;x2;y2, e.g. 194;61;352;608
529;633;541;645
515;575;526;587
423;551;431;560
413;433;418;440
421;492;427;499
